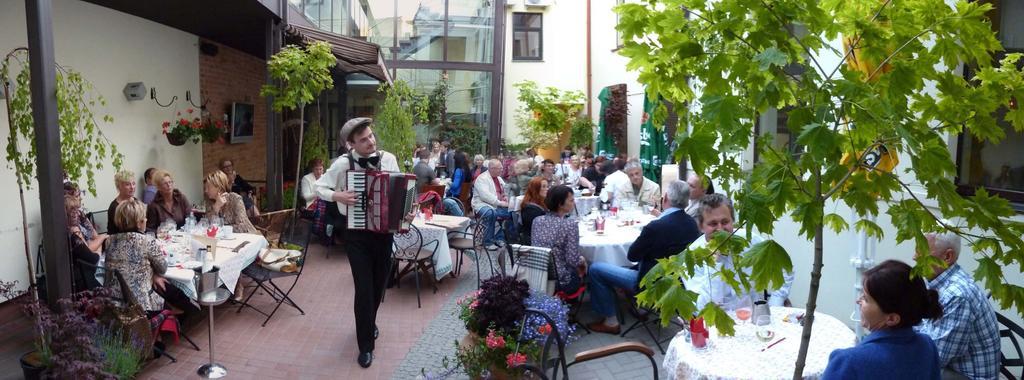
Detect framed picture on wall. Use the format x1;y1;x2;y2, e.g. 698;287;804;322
230;102;255;144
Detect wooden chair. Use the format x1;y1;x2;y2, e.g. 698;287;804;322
420;184;447;198
458;182;473;217
513;309;659;380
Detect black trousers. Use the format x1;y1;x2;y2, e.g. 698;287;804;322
344;227;394;353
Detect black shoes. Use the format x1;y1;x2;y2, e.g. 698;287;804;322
357;351;373;368
374;325;379;340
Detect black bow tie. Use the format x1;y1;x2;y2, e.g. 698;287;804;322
357;156;380;168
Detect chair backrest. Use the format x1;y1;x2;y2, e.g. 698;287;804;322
421;184;446;198
515;308;569;380
443;196;465;216
392;225;424;260
87;210;109;234
509;244;552;294
256;208;295;246
998;312;1024;380
279;216;314;274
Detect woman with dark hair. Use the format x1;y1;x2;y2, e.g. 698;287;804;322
530;185;587;294
518;176;550;243
823;259;943;380
447;151;471;199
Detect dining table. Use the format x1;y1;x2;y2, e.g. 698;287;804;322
662;306;856;379
577;211;655;267
160;232;269;300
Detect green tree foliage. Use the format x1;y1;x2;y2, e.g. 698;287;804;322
260;42;336;113
375;80;418;169
514;81;587;149
617;0;1024;377
2;48;123;195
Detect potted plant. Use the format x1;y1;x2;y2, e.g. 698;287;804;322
450;276;574;379
161;108;229;145
514;81;586;161
2;280;147;379
374;80;418;170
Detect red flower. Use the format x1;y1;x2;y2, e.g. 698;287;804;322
162;121;171;128
187;108;194;114
505;352;527;368
537;324;552;335
485;330;506;349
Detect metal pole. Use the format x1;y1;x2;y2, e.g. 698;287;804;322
25;0;71;307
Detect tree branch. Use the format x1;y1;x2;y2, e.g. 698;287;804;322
757;0;828;77
765;144;812;197
823;0;894;83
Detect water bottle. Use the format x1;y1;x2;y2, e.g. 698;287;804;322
199;245;212;273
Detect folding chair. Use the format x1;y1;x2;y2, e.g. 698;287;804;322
619;290;685;354
998;312;1024;380
236;217;312;326
252;208;294;247
392;225;440;308
513;309;659;380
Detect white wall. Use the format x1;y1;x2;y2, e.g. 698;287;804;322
502;1;588;147
588;0;645;157
0;0;203;294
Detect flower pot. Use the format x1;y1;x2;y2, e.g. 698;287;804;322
20;351;44;380
459;332;518;380
535;123;573;162
166;133;188;146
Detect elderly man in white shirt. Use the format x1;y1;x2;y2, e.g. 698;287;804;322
472;159;517;247
683;193;794;310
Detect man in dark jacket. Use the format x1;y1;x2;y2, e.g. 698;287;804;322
585;180;701;334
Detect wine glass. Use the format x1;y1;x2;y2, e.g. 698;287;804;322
733;295;753;325
755;315;775;342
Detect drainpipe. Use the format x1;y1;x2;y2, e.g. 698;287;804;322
586;0;593;120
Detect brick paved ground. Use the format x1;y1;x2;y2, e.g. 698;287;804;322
0;243;680;380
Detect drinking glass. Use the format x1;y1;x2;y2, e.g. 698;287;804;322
732;295;753;325
755;315;775;342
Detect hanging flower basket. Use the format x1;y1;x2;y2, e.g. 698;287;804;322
161;108;227;145
165;132;188;146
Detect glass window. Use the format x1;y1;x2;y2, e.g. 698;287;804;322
395;69;492;156
512;13;543;61
446;0;495;63
957;0;1024;203
396;0;446;61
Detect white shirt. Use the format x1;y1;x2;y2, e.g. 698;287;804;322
315;150;401;216
603;170;629;198
683;229;794;310
300;173;319;209
555;164;583;187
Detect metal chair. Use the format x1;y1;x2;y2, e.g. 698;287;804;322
252;208;294;248
392;224;440;308
236;216;312;326
513;309;659;380
619;290;685;354
999;312;1024;380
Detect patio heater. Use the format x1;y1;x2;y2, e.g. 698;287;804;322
849;212;877;340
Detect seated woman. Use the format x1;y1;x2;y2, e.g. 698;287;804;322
300;158;325;210
204;170;257;234
106;199;198;316
530;185;587;295
440;152;470;216
66;194;102;290
518;176;549;244
106;169;137;234
470;154;487;181
65;183;105;247
823;260;943;379
146;169;192;232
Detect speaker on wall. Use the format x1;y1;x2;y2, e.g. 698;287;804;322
200;42;219;56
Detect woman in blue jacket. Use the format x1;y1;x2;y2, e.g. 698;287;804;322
823;259;944;380
442;151;470;216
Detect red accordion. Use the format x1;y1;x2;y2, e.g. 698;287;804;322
345;170;417;233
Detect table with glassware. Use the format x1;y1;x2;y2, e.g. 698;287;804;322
577;208;656;266
159;231;269;301
395;214;470;281
663;306;856;380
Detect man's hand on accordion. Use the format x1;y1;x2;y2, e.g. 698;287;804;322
333;190;359;206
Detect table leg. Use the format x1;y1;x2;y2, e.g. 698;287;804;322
197;304;227;378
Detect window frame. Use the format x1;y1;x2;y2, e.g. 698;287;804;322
954;0;1024;207
511;12;543;61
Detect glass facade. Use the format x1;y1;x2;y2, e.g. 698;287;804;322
291;0;503;153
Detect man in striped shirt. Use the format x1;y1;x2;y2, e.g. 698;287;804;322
914;231;1000;380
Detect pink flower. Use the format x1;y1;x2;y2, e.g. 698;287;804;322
485;330;505;349
187;108;194;114
505;352;527;368
537;324;552;335
469;300;479;309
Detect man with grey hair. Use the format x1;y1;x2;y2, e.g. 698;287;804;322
614;161;661;211
684;193;794;310
914;230;1000;380
585;180;702;333
472;158;516;247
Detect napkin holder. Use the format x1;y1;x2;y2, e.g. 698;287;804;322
193;266;221;303
193;234;218;260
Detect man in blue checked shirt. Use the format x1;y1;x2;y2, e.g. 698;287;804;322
914;230;1000;380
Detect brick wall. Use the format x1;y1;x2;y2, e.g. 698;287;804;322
198;40;268;183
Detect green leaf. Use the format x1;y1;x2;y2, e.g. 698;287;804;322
739;240;794;292
854;218;885;240
795;123;838;160
823;213;849;234
699;302;736;336
753;47;788;71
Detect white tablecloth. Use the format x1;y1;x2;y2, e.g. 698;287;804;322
161;232;268;300
396;216;470;280
574;196;600;216
663;307;856;380
577;213;654;266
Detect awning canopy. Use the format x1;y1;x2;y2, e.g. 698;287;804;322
284;24;392;84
